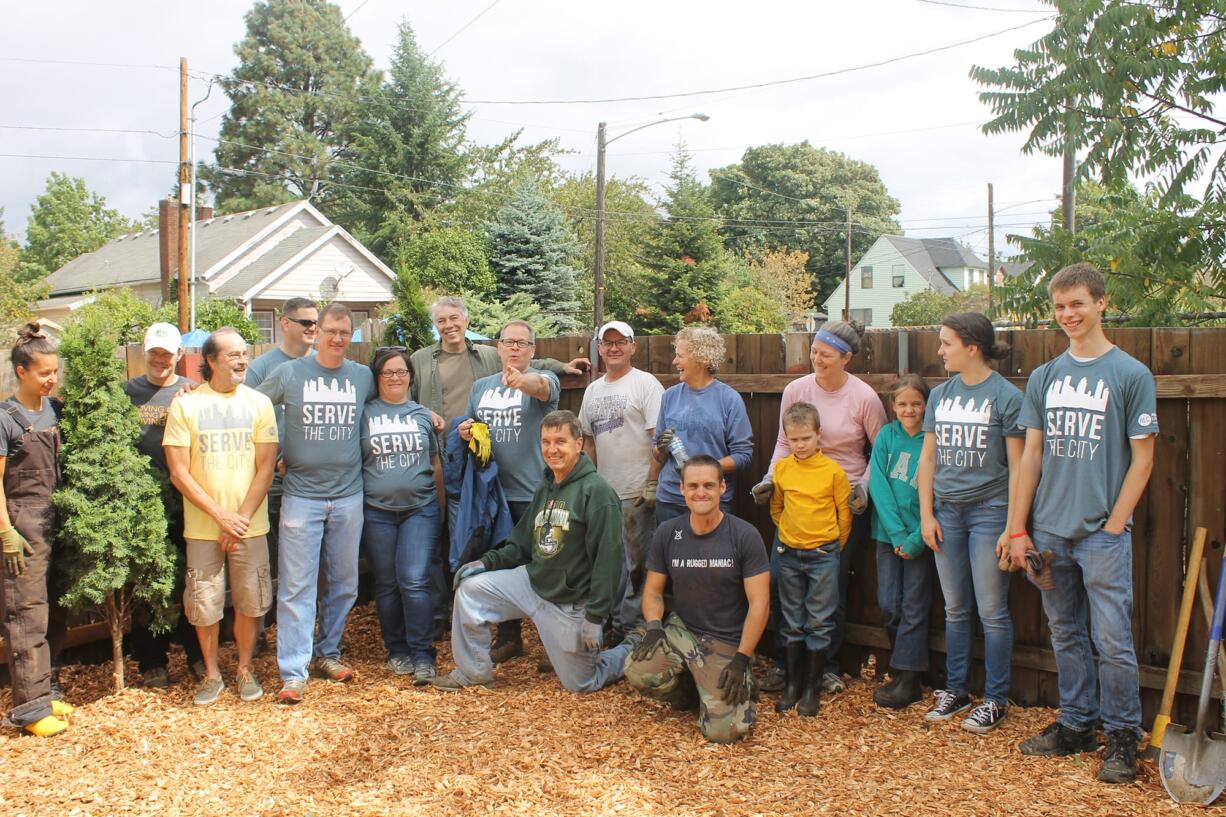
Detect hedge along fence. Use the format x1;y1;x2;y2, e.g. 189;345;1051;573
2;330;1223;730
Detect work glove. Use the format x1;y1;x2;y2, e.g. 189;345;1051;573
634;479;658;509
1023;549;1056;591
654;429;675;458
1;527;33;576
467;421;492;468
848;483;869;515
750;477;774;505
579;619;604;652
451;559;486;591
717;651;753;706
631;620;666;662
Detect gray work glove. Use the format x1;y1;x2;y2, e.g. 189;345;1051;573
654;429;675;458
849;483;869;515
580;618;604;652
452;560;486;591
633;479;658;509
750;477;774;505
1;527;33;576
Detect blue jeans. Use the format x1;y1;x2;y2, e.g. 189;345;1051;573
1032;527;1141;736
775;539;840;651
363;501;441;663
276;492;365;683
933;498;1012;704
875;540;935;672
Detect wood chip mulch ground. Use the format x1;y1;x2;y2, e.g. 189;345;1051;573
0;605;1208;816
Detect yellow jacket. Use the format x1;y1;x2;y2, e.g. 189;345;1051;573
771;451;852;549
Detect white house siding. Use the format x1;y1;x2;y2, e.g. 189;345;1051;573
256;237;393;303
208;210;326;291
822;237;929;329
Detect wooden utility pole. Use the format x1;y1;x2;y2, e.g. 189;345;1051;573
987;182;995;314
843;206;851;321
593;121;607;331
177;58;190;333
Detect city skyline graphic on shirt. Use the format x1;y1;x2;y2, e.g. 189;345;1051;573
195;402;255;431
367;413;420;436
1045;376;1111;413
476;386;523;412
302;377;357;404
934;395;993;425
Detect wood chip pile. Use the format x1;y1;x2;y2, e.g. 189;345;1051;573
0;606;1203;816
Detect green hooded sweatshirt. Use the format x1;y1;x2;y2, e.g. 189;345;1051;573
480;453;623;624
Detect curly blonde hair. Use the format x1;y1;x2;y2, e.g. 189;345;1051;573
676;326;726;374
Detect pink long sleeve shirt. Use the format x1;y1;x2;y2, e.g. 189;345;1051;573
769;373;887;485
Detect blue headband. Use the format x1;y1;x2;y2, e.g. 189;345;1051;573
813;329;852;355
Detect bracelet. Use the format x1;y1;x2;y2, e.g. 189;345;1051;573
1008;531;1029;540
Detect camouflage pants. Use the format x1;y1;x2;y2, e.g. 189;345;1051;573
624;613;755;744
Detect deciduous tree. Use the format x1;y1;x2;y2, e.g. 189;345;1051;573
18;173;136;282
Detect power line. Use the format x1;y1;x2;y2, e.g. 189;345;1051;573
914;0;1050;12
430;0;506;55
0;124;179;139
344;0;374;22
0;152;176;165
0;56;176;71
459;17;1053;105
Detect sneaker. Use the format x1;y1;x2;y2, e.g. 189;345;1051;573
277;679;306;705
490;637;524;664
1098;729;1138;784
193;676;225;706
962;700;1006;734
386;656;414;676
430;670;494;691
820;672;846;695
758;664;786;694
141;666;170;690
412;661;437;687
925;689;973;721
311;657;354;683
1019;721;1100;756
237;669;263;703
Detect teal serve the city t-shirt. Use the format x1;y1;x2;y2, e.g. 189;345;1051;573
923;370;1024;503
361;398;439;511
465;369;560;503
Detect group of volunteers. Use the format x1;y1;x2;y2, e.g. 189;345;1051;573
0;262;1155;784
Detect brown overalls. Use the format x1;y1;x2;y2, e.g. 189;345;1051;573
1;399;61;727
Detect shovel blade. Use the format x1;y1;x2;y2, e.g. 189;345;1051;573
1159;728;1226;805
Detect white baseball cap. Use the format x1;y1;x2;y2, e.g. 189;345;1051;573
598;320;635;340
144;322;182;353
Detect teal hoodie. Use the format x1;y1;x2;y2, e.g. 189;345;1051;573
481;453;623;624
868;420;925;558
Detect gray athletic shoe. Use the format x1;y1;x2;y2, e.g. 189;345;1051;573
412;661;437;686
387;655;414;676
237;669;263;703
193;676;225;706
821;672;847;695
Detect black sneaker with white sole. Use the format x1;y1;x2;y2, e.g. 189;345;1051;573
924;689;973;721
962;700;1006;734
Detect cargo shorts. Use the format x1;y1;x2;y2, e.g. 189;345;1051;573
183;535;272;626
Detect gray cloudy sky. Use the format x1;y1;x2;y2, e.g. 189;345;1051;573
1;0;1063;260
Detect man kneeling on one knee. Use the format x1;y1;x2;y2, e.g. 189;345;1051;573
434;410;633;693
625;455;770;744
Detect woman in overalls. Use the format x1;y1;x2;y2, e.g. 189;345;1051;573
1;323;73;736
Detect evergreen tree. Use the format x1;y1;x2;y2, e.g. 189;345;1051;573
54;301;177;692
18;172;136;282
381;257;434;350
487;178;581;333
203;0;379;213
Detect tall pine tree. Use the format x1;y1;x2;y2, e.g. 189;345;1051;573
487;178;581;334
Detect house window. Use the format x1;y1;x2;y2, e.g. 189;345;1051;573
850;308;873;326
252;310;275;344
892;264;905;288
861;265;873;289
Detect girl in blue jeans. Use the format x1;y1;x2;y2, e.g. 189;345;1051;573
918;313;1024;734
868;375;933;709
360;349;445;686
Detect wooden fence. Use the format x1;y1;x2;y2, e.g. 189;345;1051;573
3;329;1223;729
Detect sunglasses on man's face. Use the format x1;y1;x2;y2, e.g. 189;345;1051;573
284;317;317;329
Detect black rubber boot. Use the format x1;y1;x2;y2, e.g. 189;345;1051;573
797;649;825;717
873;669;922;709
774;643;806;713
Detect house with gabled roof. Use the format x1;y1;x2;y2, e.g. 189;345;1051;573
38;199;395;343
822;235;989;328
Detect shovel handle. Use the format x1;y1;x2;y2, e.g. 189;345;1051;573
1194;562;1226;735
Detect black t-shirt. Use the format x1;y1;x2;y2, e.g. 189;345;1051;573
646;513;769;646
125;375;196;472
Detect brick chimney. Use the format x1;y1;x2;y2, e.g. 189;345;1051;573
158;200;214;302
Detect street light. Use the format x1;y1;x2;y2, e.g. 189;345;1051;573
593;113;710;329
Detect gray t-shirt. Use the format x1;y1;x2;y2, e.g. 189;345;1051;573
0;396;58;456
923;371;1024;503
578;368;663;500
124;375;197;472
256;356;373;499
246;347;313;495
361;399;439;511
1018;347;1158;540
465;369;560;502
646;513;770;647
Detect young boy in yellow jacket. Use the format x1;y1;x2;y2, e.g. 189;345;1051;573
770;401;851;716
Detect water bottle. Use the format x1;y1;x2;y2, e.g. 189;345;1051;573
667;433;689;467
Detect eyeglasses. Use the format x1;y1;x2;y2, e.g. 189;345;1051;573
376;345;406;352
498;338;534;349
284;317;317;329
599;339;631;350
379;369;410;379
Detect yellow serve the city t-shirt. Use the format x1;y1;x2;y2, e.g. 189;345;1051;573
162;383;278;541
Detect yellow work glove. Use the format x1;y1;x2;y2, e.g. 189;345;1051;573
468;421;492;468
1;526;34;576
